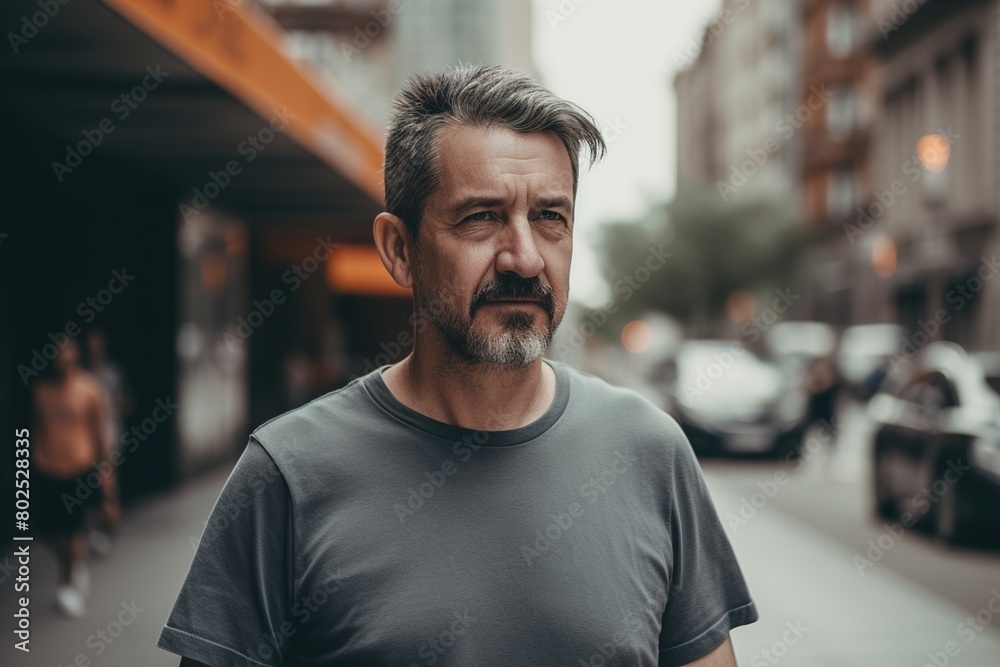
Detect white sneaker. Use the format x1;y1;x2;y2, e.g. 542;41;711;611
55;585;85;618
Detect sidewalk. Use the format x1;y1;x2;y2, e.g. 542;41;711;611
3;464;233;667
705;472;1000;667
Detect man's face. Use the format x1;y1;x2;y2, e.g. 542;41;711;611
54;340;79;375
412;124;574;366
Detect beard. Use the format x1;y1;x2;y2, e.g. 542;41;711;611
417;272;560;367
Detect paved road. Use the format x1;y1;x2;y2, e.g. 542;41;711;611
702;398;1000;666
2;464;233;667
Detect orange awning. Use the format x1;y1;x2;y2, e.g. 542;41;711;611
101;0;385;205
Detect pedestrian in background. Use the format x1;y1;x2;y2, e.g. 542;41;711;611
31;337;110;617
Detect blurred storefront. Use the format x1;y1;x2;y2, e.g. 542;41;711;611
1;0;389;495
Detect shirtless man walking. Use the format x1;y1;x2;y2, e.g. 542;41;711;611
31;336;110;617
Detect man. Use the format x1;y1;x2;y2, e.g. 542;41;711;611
158;65;758;666
31;337;110;617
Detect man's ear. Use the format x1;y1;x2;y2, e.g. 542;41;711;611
372;212;415;289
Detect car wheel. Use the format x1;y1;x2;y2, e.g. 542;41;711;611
874;449;898;519
934;480;968;545
772;429;803;461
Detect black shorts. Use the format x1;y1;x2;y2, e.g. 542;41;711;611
32;467;102;539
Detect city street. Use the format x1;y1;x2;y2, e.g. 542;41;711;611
708;399;1000;666
3;399;998;666
4;0;1000;665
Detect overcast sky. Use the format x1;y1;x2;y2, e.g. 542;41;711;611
531;0;721;307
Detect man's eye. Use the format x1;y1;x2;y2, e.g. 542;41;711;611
467;211;495;222
537;210;563;221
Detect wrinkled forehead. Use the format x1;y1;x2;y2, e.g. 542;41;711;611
431;123;575;201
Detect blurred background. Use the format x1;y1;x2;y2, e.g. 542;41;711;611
2;0;999;664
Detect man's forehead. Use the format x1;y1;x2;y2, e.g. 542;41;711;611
432;124;574;194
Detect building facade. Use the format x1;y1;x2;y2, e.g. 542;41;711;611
799;0;878;326
675;0;803;205
263;0;536;125
859;0;1000;349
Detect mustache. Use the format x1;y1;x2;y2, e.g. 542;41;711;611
469;274;556;319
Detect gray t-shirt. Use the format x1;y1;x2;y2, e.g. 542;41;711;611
157;359;758;666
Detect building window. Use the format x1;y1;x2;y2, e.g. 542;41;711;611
826;4;857;59
827;168;856;218
962;35;978;76
826;87;856;137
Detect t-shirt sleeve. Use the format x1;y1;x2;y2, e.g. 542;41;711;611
157;437;295;667
657;427;759;666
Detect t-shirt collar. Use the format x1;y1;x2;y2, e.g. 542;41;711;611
362;358;570;447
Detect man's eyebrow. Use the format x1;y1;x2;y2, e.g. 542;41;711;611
448;194;574;216
451;196;508;215
535;196;573;212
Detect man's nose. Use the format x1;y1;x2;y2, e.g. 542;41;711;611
495;216;544;278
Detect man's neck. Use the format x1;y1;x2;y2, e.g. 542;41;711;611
382;348;556;432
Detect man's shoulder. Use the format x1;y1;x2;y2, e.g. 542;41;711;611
250;373;376;455
556;360;686;443
74;370;106;400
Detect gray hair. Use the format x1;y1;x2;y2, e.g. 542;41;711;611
382;64;607;240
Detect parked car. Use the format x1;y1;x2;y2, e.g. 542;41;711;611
765;320;837;363
838;323;902;400
662;340;810;458
868;342;1000;545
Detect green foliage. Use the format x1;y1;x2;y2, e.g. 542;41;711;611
595;186;806;331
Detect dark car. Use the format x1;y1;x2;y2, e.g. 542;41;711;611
662;340;809;458
868;342;1000;545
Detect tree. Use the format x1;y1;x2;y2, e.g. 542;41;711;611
595;186;806;334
